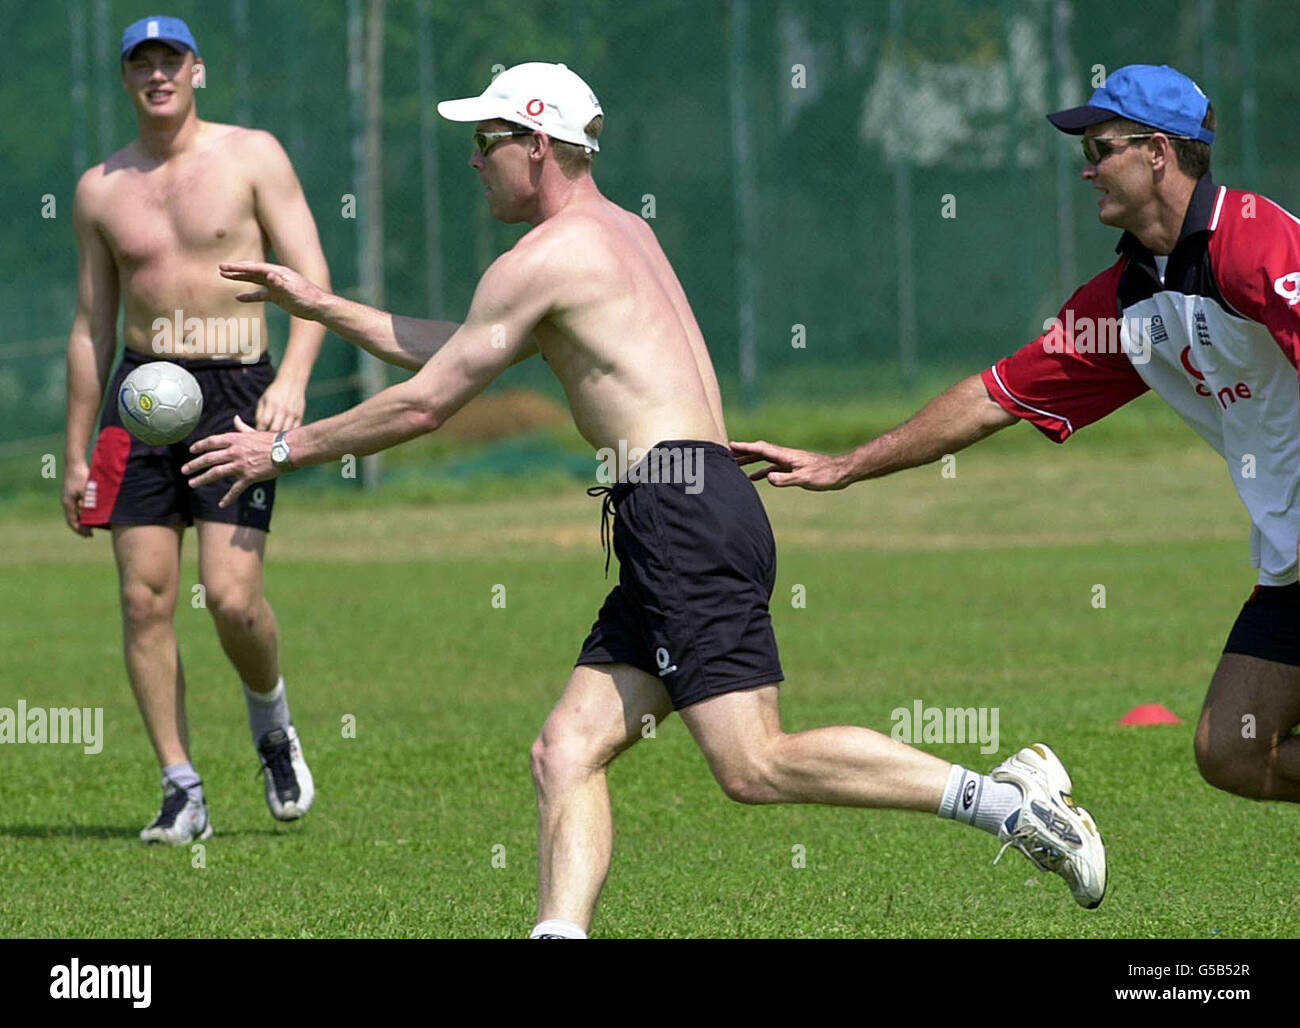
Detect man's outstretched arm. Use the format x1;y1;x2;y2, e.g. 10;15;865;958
187;250;549;505
732;374;1018;490
219;259;468;372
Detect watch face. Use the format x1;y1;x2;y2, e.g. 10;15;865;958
272;442;289;464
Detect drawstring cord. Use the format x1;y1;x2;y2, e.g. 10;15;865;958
586;485;616;578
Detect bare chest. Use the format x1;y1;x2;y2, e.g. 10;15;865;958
99;159;260;270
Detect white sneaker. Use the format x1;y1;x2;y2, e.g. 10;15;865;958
256;725;314;821
991;743;1107;909
140;779;213;844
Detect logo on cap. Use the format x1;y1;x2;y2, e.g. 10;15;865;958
526;99;544;116
148;20;159;37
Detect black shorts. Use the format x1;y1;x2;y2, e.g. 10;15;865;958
81;348;277;532
576;440;784;709
1222;584;1300;666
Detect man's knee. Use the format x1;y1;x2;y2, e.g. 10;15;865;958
1194;736;1268;798
530;720;616;791
120;579;174;628
715;772;771;805
712;748;781;805
205;580;264;632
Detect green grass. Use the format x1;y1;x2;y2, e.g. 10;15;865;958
1;401;1296;938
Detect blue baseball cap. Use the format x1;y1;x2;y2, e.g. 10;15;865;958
1047;65;1213;144
121;16;200;60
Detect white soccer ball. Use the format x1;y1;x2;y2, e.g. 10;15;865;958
118;361;204;446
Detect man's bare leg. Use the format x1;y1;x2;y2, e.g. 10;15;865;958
195;521;278;693
1195;653;1300;802
112;524;188;767
532;672;967;936
677;684;950;809
532;672;1107;933
197;519;312;819
677;684;1106;908
531;663;673;935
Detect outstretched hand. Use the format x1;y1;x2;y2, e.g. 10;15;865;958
181;414;280;508
730;439;851;491
219;261;327;321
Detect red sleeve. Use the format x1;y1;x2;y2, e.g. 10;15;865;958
980;258;1149;443
1210;189;1300;369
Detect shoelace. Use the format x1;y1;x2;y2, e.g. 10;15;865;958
994;828;1066;874
256;738;298;800
586;485;616;578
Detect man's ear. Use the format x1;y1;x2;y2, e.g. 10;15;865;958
1151;134;1174;172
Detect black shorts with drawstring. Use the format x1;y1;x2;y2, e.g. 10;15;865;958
575;440;784;709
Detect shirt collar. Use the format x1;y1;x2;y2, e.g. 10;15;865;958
1115;172;1218;260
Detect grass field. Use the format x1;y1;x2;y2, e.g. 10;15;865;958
2;393;1297;938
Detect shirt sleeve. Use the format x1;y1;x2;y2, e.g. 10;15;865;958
980;258;1149;442
1210;190;1300;369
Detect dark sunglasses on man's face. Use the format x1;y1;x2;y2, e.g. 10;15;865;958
474;128;533;156
1082;132;1191;164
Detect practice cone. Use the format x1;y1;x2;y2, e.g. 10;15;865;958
1119;703;1183;725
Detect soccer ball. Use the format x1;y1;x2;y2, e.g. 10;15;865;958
118;361;204;446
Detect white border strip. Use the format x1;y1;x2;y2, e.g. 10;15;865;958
1209;185;1227;231
988;366;1075;437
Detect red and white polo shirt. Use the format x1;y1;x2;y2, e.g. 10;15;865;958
982;174;1300;585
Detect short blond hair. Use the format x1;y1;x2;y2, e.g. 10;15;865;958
552;115;604;178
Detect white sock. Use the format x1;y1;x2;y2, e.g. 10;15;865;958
244;677;291;742
529;919;587;939
162;761;203;801
937;764;1023;836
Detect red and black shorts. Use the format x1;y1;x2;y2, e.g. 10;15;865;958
576;440;784;709
81;348;277;533
1222;583;1300;666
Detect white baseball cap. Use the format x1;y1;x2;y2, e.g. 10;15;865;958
437;62;603;152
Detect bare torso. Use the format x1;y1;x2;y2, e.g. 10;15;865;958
521;197;728;456
82;121;273;360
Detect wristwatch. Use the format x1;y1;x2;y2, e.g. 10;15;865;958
270;431;295;472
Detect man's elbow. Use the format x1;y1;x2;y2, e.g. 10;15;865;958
405;383;451;436
406;404;442;437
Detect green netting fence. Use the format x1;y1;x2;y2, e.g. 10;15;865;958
1;0;1292;489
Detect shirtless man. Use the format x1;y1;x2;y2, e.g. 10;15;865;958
63;16;328;843
185;62;1106;935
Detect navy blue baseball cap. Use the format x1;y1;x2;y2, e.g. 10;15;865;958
121;16;200;60
1047;65;1213;144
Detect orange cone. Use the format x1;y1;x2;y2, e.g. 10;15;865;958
1119;703;1183;725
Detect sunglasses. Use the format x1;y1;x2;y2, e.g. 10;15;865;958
1081;132;1191;164
474;128;533;156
